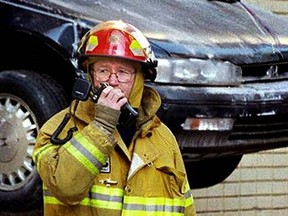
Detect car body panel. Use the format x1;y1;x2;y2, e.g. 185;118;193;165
14;0;288;64
1;0;288;155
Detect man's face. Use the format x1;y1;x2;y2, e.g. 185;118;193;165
91;58;136;98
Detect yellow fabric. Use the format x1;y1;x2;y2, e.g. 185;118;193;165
33;86;197;216
127;64;143;108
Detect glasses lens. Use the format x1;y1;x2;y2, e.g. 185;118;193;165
95;70;109;81
117;70;134;82
94;69;134;83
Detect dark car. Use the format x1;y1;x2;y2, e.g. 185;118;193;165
1;0;288;211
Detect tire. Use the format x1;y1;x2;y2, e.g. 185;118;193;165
185;155;243;189
0;70;69;211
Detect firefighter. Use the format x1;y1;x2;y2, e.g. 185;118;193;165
32;20;197;216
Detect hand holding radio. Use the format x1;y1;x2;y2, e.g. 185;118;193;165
72;79;138;128
96;84;127;111
92;83;139;128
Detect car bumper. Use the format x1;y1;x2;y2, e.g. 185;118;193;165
147;81;288;158
149;80;288;119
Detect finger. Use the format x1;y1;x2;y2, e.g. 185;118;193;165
107;89;125;102
117;97;128;107
100;86;113;97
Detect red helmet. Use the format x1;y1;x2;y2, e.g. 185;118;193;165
77;20;157;81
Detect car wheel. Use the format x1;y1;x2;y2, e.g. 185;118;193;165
0;70;69;211
185;155;243;189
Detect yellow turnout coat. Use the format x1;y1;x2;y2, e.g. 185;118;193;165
33;86;197;216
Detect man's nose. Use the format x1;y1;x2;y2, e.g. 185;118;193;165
107;73;120;86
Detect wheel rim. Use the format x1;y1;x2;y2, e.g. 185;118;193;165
0;94;38;191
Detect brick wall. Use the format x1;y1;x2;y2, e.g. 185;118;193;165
191;148;288;215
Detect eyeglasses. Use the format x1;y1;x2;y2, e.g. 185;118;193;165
92;68;135;83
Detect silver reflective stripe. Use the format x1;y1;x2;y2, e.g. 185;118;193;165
123;203;184;213
91;191;123;203
70;137;103;170
44;187;124;209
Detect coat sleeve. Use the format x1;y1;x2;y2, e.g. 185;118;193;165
32;106;120;205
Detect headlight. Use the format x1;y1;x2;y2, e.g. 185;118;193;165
155;58;242;86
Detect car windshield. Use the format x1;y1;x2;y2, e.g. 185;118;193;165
34;0;288;63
